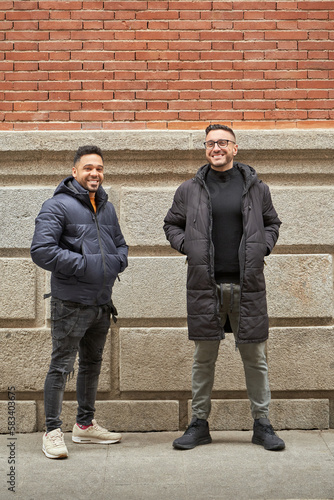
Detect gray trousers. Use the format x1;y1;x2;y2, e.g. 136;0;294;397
192;283;271;420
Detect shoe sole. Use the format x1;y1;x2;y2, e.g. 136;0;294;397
72;436;121;444
252;437;285;451
42;445;68;459
173;437;212;450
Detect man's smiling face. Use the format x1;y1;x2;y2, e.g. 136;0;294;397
205;129;238;171
72;154;104;194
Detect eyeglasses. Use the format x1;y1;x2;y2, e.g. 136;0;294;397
204;139;235;149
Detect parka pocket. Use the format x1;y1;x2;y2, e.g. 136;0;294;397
51;299;81;340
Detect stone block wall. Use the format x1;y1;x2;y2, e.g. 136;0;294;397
0;129;333;432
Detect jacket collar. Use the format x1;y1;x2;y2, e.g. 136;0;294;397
53;176;108;211
195;162;258;193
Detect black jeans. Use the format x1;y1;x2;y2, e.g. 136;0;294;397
44;298;111;432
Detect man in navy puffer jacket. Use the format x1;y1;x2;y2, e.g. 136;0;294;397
31;145;128;459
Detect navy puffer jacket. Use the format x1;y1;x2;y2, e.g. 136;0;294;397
163;162;281;344
31;177;128;306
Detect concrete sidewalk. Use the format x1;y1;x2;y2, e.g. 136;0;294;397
0;430;334;500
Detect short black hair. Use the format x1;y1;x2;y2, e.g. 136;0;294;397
73;145;103;166
205;124;236;141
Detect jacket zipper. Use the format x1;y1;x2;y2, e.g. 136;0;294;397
92;211;107;304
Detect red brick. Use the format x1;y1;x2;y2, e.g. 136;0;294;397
50;32;71;40
297;1;332;10
39;61;83;71
39;20;83;30
82;80;103;89
49;91;70;100
5;111;49;121
104;2;147;10
6;11;49;20
244;12;265;20
1;21;14;30
82;2;104;9
307;11;329;20
265;11;307;20
0;2;14;9
70;111;113;121
180;11;201;20
233;21;276;30
169;100;207;110
264;70;307;80
39;1;82;9
265;31;308;40
50;52;70;61
114;111;135;120
104;101;146;111
231;1;276;9
82;62;104;71
114;91;135;99
169;1;212;9
200;110;243;120
13;1;37;9
49;11;71;20
13;21;39;29
13;41;38;51
5;71;49;81
264;110;308;120
70;91;115;100
71;11;112;20
135;110;178;120
136;90;178;100
6;32;48;40
39;101;81;111
147;61;169;70
298;20;334;30
6;52;48;61
81;102;104;110
0;41;14;51
147;1;168;9
136;11;178;20
264;89;307;99
276;100;297;109
39;81;82;90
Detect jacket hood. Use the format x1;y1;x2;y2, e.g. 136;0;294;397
53;176;108;208
195;162;258;193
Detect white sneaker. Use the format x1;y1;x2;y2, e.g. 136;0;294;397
42;428;68;459
72;419;122;444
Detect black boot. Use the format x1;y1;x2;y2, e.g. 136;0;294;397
173;417;212;450
252;418;285;451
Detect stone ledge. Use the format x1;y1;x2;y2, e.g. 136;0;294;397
36;400;179;432
0;401;37;433
196;399;329;431
1;129;334;152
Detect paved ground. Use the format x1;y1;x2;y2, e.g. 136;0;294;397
0;430;333;500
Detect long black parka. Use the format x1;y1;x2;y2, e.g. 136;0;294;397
163;162;281;344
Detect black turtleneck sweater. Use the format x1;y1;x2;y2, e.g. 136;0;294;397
206;166;244;284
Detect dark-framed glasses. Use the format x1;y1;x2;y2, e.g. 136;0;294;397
204;139;235;149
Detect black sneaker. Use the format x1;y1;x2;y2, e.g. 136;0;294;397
252;418;285;451
173;417;212;450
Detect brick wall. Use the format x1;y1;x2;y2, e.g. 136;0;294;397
1;1;334;130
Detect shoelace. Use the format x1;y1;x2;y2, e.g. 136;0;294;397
92;422;107;432
184;423;200;435
261;424;276;435
49;431;64;445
